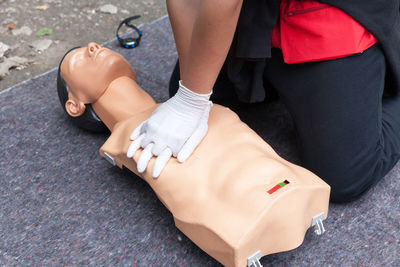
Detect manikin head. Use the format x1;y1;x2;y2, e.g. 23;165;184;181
60;42;136;117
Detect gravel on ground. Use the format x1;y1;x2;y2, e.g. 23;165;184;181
0;0;167;91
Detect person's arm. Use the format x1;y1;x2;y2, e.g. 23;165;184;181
167;0;243;94
127;0;243;178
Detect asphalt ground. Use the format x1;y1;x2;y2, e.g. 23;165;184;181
0;0;167;91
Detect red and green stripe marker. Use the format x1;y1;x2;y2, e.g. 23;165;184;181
267;180;290;194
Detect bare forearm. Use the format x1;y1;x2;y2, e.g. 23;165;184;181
166;0;199;72
167;0;243;94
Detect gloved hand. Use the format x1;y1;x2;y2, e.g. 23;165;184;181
127;80;212;178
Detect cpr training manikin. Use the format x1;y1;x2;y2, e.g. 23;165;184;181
58;42;330;267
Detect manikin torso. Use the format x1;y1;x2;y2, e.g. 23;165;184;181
60;44;330;267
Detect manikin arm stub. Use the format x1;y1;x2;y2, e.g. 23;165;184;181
127;0;243;177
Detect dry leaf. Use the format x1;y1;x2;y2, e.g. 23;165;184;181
35;5;49;10
8;24;16;30
0;56;31;79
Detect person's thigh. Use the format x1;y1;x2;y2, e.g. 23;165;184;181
265;45;400;202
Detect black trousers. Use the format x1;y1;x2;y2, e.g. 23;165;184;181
169;44;400;203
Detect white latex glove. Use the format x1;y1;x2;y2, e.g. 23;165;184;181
127;80;212;178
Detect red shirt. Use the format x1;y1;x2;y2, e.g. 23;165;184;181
271;0;377;64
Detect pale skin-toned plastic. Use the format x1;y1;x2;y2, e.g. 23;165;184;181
61;43;330;267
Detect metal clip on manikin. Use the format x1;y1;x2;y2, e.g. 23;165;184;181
312;212;326;235
103;152;116;166
247;250;262;267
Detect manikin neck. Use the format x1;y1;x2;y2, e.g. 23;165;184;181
91;76;156;131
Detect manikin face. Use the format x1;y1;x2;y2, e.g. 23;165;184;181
60;42;136;116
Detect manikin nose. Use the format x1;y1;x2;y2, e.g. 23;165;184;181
87;42;101;57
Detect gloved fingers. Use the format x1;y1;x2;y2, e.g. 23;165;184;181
152;147;172;178
137;143;154;173
141;135;155;149
130;121;146;140
127;133;145;158
177;123;208;163
151;141;167;156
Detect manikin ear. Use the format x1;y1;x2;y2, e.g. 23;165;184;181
65;98;86;117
